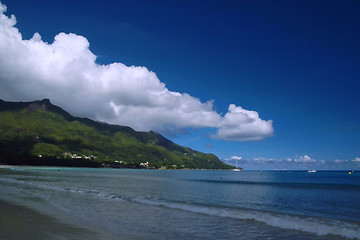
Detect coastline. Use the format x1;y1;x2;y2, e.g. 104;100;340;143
0;198;102;240
0;190;146;240
1;167;359;239
0;164;236;171
0;165;16;168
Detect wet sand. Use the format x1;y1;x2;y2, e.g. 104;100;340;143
0;199;102;240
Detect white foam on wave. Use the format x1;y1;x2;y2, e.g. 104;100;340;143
132;198;360;239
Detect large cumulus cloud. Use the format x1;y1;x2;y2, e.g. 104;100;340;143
215;104;273;141
0;2;273;141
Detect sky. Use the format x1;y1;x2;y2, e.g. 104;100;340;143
0;0;359;170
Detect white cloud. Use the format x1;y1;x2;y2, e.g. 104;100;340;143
0;2;273;141
222;155;360;170
214;104;273;141
223;156;246;166
227;155;318;165
352;157;360;166
295;155;316;163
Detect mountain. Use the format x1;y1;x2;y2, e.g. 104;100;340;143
0;99;234;169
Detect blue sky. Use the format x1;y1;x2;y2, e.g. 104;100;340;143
1;0;360;169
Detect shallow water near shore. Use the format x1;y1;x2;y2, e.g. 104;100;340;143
1;167;359;240
0;199;108;240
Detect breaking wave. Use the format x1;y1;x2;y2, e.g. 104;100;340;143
131;197;360;239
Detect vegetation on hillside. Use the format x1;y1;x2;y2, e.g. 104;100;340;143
0;99;234;169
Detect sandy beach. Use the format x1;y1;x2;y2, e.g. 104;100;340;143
1;167;359;240
0;198;102;240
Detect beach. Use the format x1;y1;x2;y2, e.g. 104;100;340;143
0;198;102;240
1;166;359;240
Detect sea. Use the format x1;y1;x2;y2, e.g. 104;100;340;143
0;167;359;240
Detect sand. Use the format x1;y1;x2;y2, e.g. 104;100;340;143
0;199;101;240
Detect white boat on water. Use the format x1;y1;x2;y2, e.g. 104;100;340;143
307;169;317;173
233;161;242;171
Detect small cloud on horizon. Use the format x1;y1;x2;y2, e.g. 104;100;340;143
0;2;273;142
294;155;316;163
223;155;360;170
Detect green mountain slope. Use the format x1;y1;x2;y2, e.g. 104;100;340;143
0;99;234;169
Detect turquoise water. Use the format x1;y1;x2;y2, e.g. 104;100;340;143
1;167;359;239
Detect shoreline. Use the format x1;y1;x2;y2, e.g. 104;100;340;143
1;166;359;240
2;165;358;172
0;196;146;240
0;164;237;171
0;198;102;240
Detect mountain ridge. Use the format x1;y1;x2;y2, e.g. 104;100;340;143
0;99;234;169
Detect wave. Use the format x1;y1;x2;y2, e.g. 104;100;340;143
189;179;360;191
1;177;360;239
131;198;360;239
